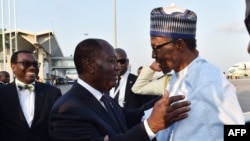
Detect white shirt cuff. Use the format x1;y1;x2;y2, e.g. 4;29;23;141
144;120;156;140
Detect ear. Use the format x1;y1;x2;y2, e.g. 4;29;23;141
11;64;16;73
126;58;129;64
83;59;95;74
176;39;185;51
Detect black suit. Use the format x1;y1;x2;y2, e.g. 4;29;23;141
118;73;158;109
49;81;159;141
0;81;6;87
0;81;62;141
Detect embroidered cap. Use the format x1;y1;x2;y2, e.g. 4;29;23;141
150;6;197;39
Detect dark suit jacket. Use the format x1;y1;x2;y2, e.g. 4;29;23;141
123;73;159;109
0;81;62;141
49;82;159;141
0;81;5;87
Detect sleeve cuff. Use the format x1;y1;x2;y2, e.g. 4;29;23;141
144;120;156;140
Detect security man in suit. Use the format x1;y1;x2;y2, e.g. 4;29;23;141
109;48;158;109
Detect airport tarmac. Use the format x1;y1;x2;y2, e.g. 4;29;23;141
56;79;250;113
56;84;72;94
229;78;250;113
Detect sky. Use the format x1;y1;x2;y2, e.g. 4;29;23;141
2;0;249;75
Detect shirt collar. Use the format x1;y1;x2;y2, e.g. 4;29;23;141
15;79;35;86
77;78;103;101
120;70;130;79
15;79;35;92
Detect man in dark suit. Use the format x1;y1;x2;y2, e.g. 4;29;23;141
0;70;10;87
49;38;191;141
109;48;158;109
246;0;250;54
0;50;62;141
245;0;250;125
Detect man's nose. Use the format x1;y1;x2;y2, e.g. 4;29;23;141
152;50;156;58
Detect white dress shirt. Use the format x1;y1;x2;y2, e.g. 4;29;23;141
109;70;129;107
16;79;35;128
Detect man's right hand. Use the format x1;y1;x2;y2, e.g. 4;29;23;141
149;61;162;72
147;90;191;133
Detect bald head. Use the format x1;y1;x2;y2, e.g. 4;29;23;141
115;48;129;75
114;48;127;59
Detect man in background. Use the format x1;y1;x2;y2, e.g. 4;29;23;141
0;70;10;87
246;0;250;53
137;66;143;75
109;48;157;109
244;0;250;125
132;61;171;96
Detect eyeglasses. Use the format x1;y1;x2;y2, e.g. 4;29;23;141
245;15;250;35
152;40;173;51
16;61;40;68
117;59;127;64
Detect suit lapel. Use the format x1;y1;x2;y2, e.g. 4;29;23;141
107;96;128;132
124;74;135;107
72;83;126;132
32;82;43;127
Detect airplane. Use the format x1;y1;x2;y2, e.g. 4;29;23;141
226;62;250;79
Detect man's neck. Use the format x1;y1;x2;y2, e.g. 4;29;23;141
174;52;198;73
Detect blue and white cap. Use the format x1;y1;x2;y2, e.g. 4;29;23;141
150;7;197;39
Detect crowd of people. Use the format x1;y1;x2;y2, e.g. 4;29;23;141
0;2;249;141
